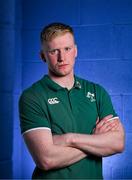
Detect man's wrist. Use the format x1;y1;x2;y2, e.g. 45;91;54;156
53;133;74;146
64;133;76;146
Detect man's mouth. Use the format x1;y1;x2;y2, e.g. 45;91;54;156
58;64;68;68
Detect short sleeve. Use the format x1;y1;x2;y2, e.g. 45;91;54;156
95;84;118;120
19;89;51;134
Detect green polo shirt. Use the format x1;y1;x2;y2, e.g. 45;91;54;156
19;75;117;179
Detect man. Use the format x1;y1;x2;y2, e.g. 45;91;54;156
19;22;125;179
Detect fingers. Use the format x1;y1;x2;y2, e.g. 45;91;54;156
96;117;99;125
94;115;120;134
97;120;119;133
96;115;113;129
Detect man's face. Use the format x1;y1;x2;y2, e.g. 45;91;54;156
42;32;77;77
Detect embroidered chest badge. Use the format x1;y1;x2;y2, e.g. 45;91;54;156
86;92;96;102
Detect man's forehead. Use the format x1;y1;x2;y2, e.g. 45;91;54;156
48;33;74;42
43;33;75;49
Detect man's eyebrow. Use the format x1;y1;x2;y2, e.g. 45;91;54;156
47;45;74;51
47;48;59;51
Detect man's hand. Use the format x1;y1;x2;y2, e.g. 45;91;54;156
53;133;74;147
53;133;71;146
94;115;120;134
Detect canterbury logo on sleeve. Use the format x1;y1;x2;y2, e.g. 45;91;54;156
48;97;60;104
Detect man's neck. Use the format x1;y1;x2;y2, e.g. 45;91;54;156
48;73;75;90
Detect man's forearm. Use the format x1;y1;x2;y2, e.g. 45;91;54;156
46;134;87;170
53;119;125;157
66;116;125;157
67;131;124;157
24;130;87;171
43;144;87;170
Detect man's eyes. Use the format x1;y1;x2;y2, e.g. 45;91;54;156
48;49;58;55
64;47;72;51
48;47;72;55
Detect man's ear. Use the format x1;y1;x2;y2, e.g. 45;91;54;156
40;50;46;62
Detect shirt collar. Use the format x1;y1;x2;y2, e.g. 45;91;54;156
74;78;82;89
42;75;81;91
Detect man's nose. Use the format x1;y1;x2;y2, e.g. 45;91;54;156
58;50;65;62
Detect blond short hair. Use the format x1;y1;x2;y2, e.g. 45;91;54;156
40;22;74;44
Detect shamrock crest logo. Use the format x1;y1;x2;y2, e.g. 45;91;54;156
86;92;96;102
